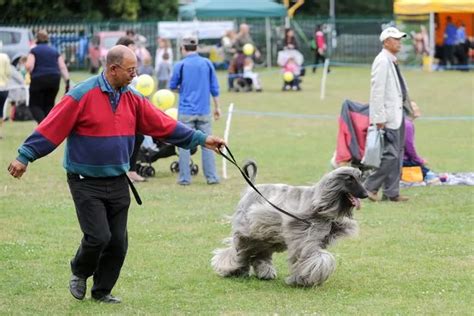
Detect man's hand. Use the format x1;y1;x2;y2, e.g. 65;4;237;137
213;107;221;121
376;123;385;130
7;160;27;179
204;136;226;153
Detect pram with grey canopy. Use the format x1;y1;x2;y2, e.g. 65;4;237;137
135;139;199;178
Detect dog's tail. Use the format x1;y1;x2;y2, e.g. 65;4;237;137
242;159;257;184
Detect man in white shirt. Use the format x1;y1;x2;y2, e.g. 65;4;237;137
365;27;410;202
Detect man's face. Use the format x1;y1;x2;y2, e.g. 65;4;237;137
240;24;249;35
111;54;137;87
384;37;402;54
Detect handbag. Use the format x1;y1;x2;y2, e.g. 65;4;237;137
401;166;423;182
361;125;384;168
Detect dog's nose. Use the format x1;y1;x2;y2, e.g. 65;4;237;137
359;189;369;199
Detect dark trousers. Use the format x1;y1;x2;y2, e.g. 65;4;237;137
312;51;329;73
29;74;60;123
67;173;130;298
0;90;8;119
364;120;405;198
129;134;144;172
443;45;455;68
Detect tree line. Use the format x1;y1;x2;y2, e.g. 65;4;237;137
0;0;393;23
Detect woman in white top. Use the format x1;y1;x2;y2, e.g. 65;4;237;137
0;53;11;138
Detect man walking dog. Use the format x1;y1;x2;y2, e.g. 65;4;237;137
7;45;225;303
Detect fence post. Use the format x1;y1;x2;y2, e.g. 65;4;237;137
222;103;234;179
265;17;272;68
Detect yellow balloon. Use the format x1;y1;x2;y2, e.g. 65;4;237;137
136;74;155;96
283;71;294;82
243;43;254;56
152;89;176;110
165;107;178;120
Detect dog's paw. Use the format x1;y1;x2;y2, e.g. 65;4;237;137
253;261;277;280
285;275;314;287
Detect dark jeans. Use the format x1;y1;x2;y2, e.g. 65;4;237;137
29;74;60;123
67;173;130;298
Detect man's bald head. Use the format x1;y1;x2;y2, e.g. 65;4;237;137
104;45;137;89
106;45;137;67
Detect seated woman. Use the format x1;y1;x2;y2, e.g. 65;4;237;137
227;52;245;92
403;102;437;182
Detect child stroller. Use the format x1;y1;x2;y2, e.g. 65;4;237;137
332;99;373;179
277;48;305;91
135;139;199;178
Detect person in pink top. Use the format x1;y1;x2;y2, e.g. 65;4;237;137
312;24;330;73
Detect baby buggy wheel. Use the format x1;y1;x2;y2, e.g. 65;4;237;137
136;164;147;177
170;161;179;173
190;163;199;176
145;166;155;177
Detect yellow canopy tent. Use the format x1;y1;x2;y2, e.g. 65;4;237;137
395;0;474;14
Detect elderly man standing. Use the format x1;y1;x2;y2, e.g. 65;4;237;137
364;27;410;202
7;45;225;303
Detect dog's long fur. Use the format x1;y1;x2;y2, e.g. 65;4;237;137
211;166;367;287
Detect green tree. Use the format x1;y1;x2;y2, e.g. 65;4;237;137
0;0;177;23
292;0;393;17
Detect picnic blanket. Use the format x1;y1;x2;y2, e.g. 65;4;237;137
400;172;474;188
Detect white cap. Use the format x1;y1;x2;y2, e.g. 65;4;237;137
379;27;407;42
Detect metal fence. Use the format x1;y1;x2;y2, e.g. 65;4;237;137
1;17;393;70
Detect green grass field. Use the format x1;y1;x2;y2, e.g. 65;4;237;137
0;67;473;314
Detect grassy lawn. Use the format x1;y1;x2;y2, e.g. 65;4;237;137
0;67;473;314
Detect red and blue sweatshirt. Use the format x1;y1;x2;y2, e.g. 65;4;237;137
17;74;207;177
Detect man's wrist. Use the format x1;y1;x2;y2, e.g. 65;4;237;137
16;154;29;165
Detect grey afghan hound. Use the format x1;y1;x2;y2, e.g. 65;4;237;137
211;166;368;287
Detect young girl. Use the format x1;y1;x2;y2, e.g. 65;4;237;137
282;57;301;91
243;57;262;92
156;52;172;90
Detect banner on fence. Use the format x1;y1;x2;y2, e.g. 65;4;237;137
158;21;235;39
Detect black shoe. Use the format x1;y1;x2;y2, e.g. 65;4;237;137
69;274;86;300
93;294;122;304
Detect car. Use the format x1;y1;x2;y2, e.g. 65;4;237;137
88;31;126;73
0;27;34;65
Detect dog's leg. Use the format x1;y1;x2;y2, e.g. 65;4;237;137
211;236;250;277
286;248;336;287
251;251;277;280
322;217;359;248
